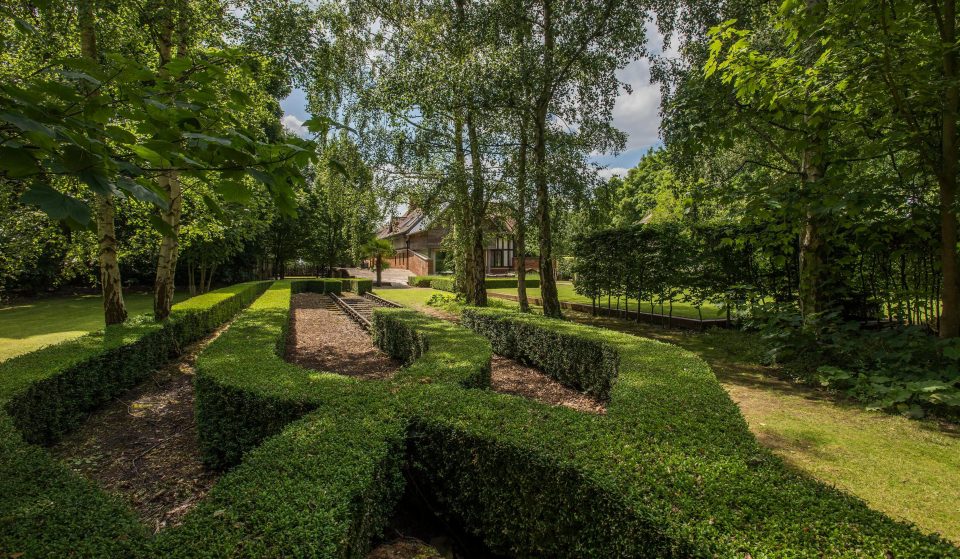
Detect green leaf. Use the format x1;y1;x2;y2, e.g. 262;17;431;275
0;112;55;138
127;144;166;167
216;180;253;204
328;157;350;179
20;183;91;225
0;146;39;177
117;176;169;209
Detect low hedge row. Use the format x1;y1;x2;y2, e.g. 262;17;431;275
161;279;409;556
409;275;540;290
461;307;619;399
343;278;373;294
372;308;491;389
392;307;960;558
1;281;270;445
0;281;270;557
5;280;958;557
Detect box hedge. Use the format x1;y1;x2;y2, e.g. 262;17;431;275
0;281;269;557
409;275;540;291
392;308;960;558
461;307;619;399
3;281;958;558
162;279;410;556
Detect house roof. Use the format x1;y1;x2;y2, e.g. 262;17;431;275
377;208;425;239
377;205;515;239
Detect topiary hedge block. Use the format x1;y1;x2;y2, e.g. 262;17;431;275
461;307;618;400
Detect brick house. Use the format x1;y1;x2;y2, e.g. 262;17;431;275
377;208;530;276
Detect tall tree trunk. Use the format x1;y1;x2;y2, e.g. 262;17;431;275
797;0;829;320
453;115;472;300
153;171;182;320
206;263;215;293
535;0;561;318
95;194;127;324
152;11;182;321
515;116;530;312
466;110;487;307
376;254;382;287
80;0;127;325
939;0;960;338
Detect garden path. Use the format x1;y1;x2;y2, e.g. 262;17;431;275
286;292;400;379
51;320;229;533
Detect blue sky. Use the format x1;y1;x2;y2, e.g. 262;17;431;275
280;21;672;177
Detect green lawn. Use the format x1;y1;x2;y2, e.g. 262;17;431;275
0;291;180;362
374;286;960;544
489;281;725;320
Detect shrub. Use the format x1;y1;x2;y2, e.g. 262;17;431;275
343;278;373;294
461;307;619;400
0;281;270;445
408;275;436;287
756;309;960;418
428;277;540;293
5;280;958;558
401;310;959;558
429;277;456;292
0;281;269;556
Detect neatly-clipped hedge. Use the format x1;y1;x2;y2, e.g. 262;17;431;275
0;281;270;445
461;307;619;399
409;275;540;290
4;279;959;558
290;278;342;295
0;281;269;557
392;309;960;558
372;308;491;389
343;277;373;294
152;397;405;559
429;277;456;292
408;275;438;287
164;279;409;556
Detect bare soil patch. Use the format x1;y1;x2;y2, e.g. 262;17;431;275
51;323;231;533
286;292;401;379
490;355;605;414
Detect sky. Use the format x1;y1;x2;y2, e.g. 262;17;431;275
279;21;674;179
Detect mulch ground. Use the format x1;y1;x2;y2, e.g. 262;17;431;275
490;355;606;414
286;292;401;379
50;323;231;533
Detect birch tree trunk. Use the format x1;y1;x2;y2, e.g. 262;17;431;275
797;0;829;320
466;110;488;307
152;7;183;321
515;116;530;312
535;0;561;318
80;0;127;325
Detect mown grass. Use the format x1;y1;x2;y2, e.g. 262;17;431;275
488;281;725;320
374;286;960;545
0;292;181;362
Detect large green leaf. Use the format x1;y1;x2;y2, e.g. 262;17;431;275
20;183;91;225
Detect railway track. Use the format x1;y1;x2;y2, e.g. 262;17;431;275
329;291;401;331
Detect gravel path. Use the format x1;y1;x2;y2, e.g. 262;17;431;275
286;292;401;379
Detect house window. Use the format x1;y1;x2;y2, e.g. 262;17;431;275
489;238;514;269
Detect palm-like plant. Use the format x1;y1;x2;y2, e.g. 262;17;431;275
362;238;394;287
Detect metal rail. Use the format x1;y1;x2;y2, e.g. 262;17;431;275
363;292;402;308
329;293;372;331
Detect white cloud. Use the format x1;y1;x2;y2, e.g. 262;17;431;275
281;114;309;137
597;166;631;180
604;19;679;164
